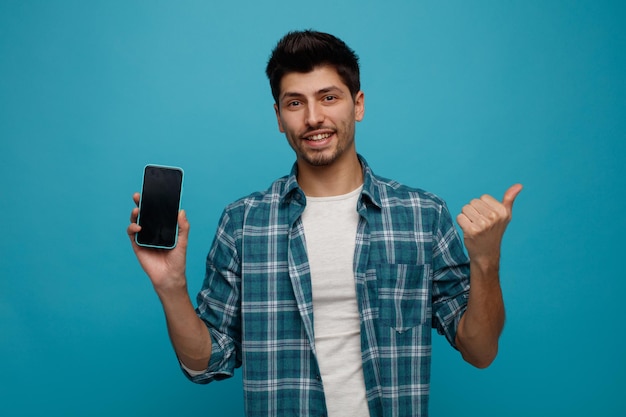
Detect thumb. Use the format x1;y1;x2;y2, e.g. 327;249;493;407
502;183;523;211
177;210;190;240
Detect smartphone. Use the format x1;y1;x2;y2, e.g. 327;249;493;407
135;164;184;249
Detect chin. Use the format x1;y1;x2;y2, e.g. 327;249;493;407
302;152;338;167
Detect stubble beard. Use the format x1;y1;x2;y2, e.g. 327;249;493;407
292;123;355;167
301;147;340;166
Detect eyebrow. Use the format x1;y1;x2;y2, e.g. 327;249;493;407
280;86;345;101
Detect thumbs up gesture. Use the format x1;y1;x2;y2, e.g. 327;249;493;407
456;184;523;267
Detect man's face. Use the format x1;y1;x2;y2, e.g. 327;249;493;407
274;66;364;168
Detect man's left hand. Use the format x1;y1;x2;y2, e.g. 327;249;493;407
456;184;523;267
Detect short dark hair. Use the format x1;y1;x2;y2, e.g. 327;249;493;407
265;30;361;104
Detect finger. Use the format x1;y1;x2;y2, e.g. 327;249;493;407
469;197;497;218
128;205;141;244
460;203;493;232
178;210;189;233
127;223;141;249
129;207;139;223
502;184;523;212
133;192;140;206
176;210;190;248
456;213;477;235
127;222;141;235
462;202;482;222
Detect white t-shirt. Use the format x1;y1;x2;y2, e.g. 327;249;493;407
301;186;369;417
183;185;370;416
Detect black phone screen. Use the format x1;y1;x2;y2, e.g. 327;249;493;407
136;165;183;249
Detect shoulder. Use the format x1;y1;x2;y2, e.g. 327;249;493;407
360;155;447;211
221;175;291;217
369;172;448;211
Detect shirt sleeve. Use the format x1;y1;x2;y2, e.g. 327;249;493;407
431;201;471;349
183;208;243;384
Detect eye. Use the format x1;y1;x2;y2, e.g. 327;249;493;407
323;95;337;102
287;100;302;108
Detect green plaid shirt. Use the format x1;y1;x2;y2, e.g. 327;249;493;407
188;156;470;417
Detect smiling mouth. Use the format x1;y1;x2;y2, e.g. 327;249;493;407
305;132;333;141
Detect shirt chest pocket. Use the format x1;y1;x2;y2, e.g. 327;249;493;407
376;264;430;332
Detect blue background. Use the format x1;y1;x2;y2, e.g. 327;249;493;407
1;1;625;415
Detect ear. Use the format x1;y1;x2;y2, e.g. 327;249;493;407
354;91;365;122
274;103;285;133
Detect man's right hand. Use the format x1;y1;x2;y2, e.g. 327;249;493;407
127;192;190;294
127;193;212;371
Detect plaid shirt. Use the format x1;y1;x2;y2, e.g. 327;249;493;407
188;156;470;417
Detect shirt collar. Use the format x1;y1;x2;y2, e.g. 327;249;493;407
279;154;383;209
359;155;382;209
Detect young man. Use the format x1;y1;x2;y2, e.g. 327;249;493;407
128;30;522;417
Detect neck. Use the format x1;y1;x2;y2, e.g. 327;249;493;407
296;152;363;197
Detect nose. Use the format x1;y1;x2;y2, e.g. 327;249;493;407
305;102;324;127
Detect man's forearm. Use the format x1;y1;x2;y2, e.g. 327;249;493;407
454;184;521;368
157;285;212;372
455;259;505;369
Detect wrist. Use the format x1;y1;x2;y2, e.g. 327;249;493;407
469;255;500;278
154;277;189;302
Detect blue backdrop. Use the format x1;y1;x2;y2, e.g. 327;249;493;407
1;1;624;416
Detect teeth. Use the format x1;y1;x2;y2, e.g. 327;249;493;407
308;133;332;141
